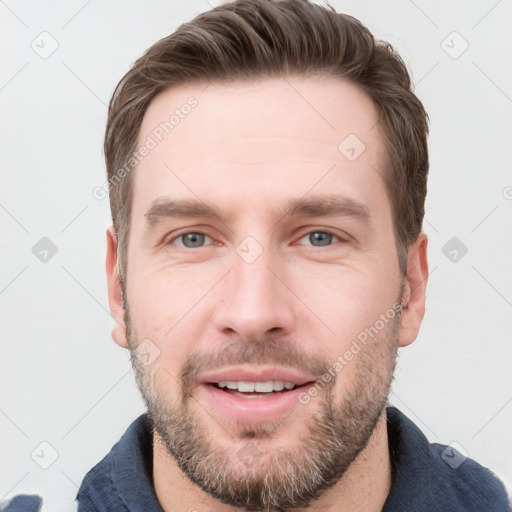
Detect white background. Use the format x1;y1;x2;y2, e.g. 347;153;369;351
1;1;511;509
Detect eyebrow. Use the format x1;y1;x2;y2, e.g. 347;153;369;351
145;198;225;226
144;194;372;227
282;195;371;223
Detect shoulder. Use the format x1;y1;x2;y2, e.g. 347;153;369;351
0;494;78;512
0;495;43;512
385;407;510;512
76;414;158;511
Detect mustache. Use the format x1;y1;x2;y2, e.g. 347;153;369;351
179;337;331;393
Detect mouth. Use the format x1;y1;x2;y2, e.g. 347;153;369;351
196;367;318;422
208;380;311;398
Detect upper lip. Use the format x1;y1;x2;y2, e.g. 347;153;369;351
198;365;317;386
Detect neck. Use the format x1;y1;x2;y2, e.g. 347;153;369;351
153;410;392;512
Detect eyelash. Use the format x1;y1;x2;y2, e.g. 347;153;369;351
168;230;344;248
296;231;343;248
169;232;215;248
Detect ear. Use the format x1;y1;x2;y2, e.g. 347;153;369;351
106;226;128;349
398;232;428;348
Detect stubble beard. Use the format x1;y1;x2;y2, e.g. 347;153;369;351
125;305;400;511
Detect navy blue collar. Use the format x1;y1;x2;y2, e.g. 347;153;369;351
383;408;508;511
77;413;163;512
77;407;509;511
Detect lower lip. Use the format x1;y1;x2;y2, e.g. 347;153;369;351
198;383;312;423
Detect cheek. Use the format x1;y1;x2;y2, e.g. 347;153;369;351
127;265;210;338
127;308;193;409
291;266;400;347
287;267;401;397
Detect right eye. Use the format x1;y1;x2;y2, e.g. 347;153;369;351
170;232;213;248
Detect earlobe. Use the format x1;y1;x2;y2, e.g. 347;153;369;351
106;226;129;349
398;232;429;348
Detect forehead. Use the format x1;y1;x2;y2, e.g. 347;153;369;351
132;76;389;222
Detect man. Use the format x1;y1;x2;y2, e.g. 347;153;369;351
72;1;508;511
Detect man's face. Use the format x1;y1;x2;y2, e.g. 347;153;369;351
117;76;406;509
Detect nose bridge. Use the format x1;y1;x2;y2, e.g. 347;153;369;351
234;247;274;304
214;239;295;339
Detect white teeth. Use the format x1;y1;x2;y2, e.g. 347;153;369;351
215;380;297;392
238;381;255;392
273;381;285;391
254;381;274;392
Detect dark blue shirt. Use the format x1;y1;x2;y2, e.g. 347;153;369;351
3;408;508;511
76;407;509;511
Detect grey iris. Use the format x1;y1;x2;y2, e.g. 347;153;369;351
310;232;332;246
182;233;205;247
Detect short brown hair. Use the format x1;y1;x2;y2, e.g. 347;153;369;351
105;0;429;285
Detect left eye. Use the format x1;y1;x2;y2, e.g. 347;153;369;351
298;231;340;247
171;232;213;248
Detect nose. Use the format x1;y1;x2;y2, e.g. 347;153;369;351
212;244;296;341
